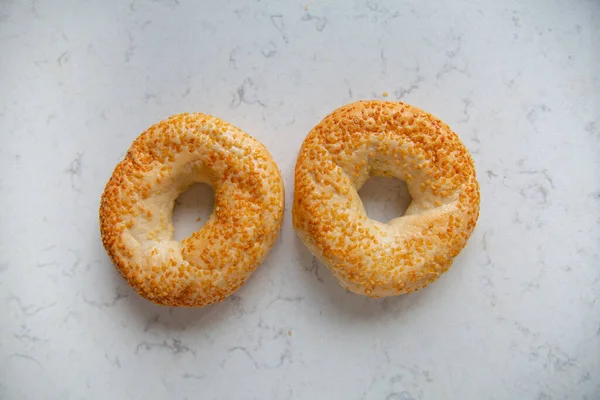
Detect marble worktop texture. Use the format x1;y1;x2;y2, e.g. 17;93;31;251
1;0;599;399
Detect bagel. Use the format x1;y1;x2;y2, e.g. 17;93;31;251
293;100;479;297
100;113;284;307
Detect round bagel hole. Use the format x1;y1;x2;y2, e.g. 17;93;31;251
358;176;412;224
172;182;214;241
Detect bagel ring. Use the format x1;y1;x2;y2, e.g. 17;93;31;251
293;100;480;297
100;113;284;307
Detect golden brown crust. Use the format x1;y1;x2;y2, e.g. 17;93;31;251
292;100;480;297
100;113;284;307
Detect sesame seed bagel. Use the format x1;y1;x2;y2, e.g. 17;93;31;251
100;113;284;307
293;101;479;297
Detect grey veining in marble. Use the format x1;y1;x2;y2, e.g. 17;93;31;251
1;0;599;399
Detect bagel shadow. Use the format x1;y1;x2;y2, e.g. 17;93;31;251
121;264;272;333
292;233;434;322
94;249;254;334
123;285;223;332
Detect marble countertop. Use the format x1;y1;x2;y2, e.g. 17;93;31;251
1;0;599;399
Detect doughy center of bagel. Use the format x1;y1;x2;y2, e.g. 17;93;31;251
172;182;214;241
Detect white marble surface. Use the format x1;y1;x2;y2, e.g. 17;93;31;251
1;0;599;398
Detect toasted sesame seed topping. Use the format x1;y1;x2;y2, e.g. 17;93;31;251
100;113;284;307
292;100;480;297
